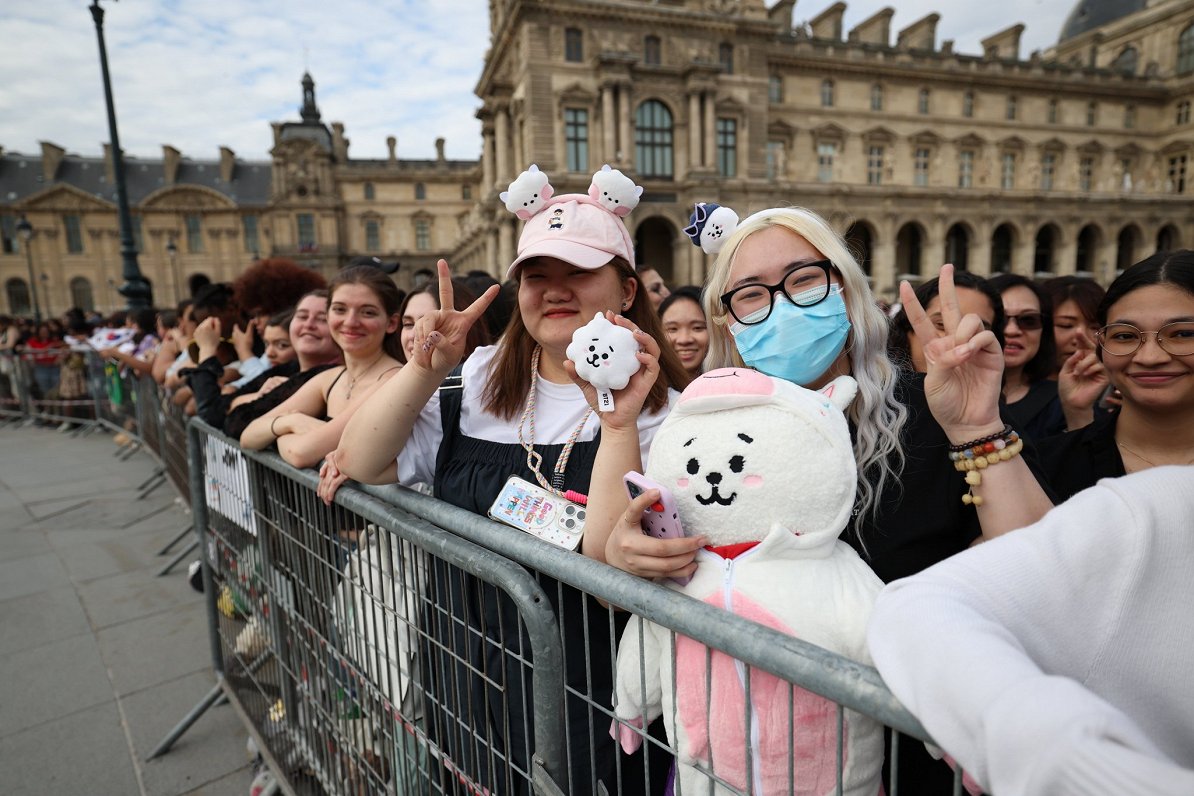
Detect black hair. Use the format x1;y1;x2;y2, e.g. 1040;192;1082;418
888;272;1005;368
658;285;705;319
1098;250;1194;326
987;273;1056;384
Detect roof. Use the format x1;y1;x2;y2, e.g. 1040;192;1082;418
1058;0;1147;41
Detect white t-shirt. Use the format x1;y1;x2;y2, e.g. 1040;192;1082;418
396;345;677;488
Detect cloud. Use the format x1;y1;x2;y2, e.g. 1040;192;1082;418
0;0;1070;163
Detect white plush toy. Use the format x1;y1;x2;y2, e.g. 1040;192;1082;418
683;201;740;255
567;313;639;412
500;163;554;219
588;164;643;217
612;367;885;796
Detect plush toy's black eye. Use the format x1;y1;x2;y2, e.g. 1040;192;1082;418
729;455;745;473
601;353;608;360
588;345;595;352
686;458;700;475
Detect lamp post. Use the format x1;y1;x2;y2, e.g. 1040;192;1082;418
166;237;180;303
39;273;52;319
15;216;42;323
89;0;151;311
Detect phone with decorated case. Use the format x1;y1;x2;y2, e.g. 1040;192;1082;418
624;471;692;586
487;475;585;551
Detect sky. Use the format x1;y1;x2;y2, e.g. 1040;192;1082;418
0;0;1072;164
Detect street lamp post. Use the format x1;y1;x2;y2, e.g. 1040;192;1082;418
89;0;151;312
166;237;180;303
15;216;42;323
39;273;52;319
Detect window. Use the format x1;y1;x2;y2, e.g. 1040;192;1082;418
817;142;837;183
364;182;375;201
918;88;930;115
414;183;426;201
1001;152;1016;189
1047;98;1059;124
297;213;316;250
69;277;94;312
185;214;203;253
1041;153;1056;190
565;27;583;62
958;151;974;188
415;219;431;251
716;118;737;177
1086;101;1098;127
866;145;884;185
64;214;83;254
870;83;883;111
1168;154;1188;194
719;43;733;74
820;79;834;108
644;35;661;66
6;278;30;316
243;215;259;254
1121;158;1135;191
914;148;930;186
1124;105;1136;129
130;215;143;253
769;75;783;104
565;108;589;172
1112;46;1138;75
462;184;472;200
635;100;674;179
0;216;16;254
765;141;784;180
1179;24;1194;75
365;220;380;252
962;91;974;118
1178;101;1192;125
1006;95;1017;121
1079;157;1094;192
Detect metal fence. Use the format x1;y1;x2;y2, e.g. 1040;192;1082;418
2;358;967;796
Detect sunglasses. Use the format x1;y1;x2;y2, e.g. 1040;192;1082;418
1004;312;1043;331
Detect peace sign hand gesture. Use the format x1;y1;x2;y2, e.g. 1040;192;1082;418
901;264;1006;443
411;259;500;375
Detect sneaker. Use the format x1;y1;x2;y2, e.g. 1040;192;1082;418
249;766;275;796
187;559;204;593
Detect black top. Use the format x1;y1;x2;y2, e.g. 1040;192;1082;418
222;363;336;439
1003;379;1066;444
1038;409;1125;503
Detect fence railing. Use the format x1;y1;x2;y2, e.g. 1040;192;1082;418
3;352;963;796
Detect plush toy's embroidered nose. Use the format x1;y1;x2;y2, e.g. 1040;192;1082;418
705;472;722;485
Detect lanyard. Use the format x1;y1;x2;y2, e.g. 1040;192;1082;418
517;346;593;495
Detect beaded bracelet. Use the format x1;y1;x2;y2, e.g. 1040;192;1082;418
948;425;1023;506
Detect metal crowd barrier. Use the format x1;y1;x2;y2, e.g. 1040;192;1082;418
2;360;965;795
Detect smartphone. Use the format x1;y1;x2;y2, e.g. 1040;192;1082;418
487;476;585;551
624;472;692;586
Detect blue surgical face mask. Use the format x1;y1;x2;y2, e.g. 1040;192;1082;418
729;285;851;386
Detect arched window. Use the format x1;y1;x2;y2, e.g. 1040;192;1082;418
644;35;661;66
635;100;673;179
820;79;834;108
1112;46;1138;74
870;83;884;111
718;42;734;73
1178;24;1194;75
414;182;426;201
69;277;94;312
6;278;30;316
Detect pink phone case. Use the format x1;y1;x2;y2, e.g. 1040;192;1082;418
624;472;692;586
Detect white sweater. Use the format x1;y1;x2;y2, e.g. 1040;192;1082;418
867;466;1194;796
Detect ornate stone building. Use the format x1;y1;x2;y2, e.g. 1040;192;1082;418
0;73;479;315
2;0;1192;316
458;0;1194;296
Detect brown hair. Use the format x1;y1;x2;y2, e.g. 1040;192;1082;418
482;257;690;419
327;266;404;361
396;278;492;364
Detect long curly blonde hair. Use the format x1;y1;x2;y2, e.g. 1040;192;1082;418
702;207;907;532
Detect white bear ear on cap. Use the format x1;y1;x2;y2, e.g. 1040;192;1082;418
587;164;643;217
500;164;555;220
818;375;858;413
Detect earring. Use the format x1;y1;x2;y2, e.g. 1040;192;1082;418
622;302;629;310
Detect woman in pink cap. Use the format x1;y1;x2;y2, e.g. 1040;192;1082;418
331;165;687;795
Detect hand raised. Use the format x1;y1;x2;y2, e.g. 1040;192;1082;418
411;259;499;374
564;312;660;433
1058;336;1108;414
901;264;1005;443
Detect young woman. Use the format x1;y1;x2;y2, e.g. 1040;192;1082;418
1039;250;1194;500
395;278;490;365
658;285;710;377
331;179;688;795
888;272;1003;374
239;267;402;469
578;206;1054;794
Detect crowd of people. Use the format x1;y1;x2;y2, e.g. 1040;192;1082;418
5;162;1191;793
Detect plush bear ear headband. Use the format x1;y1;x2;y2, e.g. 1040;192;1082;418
502;164;643;278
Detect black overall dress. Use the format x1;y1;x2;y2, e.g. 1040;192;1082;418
425;377;667;796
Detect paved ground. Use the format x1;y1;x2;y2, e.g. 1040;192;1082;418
0;422;252;795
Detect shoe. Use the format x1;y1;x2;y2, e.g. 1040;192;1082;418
113;432;130;445
187;559;204;593
57;421;73;432
235;616;269;658
249;765;275;796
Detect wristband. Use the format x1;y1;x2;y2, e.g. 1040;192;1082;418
270;414;283;438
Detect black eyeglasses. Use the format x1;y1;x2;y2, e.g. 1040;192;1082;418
1096;322;1194;356
1004;312;1043;331
720;261;834;326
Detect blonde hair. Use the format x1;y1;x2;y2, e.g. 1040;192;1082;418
702;207;907;533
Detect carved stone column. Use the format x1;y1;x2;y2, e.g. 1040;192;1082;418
618;83;632;169
602;84;616;166
703;92;716;168
494;105;511;187
688;92;702;171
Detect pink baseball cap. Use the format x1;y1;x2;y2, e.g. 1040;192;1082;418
505;195;635;278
